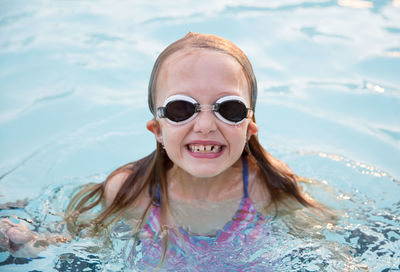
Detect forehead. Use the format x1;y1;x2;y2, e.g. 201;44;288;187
155;48;249;103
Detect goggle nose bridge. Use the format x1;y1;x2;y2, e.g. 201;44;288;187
194;103;220;113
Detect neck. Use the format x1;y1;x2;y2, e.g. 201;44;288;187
167;158;244;202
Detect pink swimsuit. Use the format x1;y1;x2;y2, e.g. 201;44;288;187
127;156;277;271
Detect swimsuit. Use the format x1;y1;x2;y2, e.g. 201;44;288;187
126;155;276;271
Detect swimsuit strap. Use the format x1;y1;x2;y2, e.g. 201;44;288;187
154;183;161;206
154;155;249;204
242;154;249;198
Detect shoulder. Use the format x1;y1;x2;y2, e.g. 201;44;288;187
103;162;151;210
103;167;130;208
246;153;294;208
266;152;294;175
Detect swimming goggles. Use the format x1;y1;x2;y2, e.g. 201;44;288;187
156;94;252;125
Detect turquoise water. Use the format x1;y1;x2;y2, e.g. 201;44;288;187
1;0;400;271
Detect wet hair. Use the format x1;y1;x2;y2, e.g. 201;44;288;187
148;32;258;113
66;32;320;265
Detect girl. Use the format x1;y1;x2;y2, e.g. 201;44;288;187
1;32;322;270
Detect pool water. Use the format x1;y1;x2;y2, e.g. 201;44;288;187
1;0;399;271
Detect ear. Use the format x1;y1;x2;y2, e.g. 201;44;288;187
146;119;163;144
246;120;258;141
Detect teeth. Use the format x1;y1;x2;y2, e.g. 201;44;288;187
188;144;222;153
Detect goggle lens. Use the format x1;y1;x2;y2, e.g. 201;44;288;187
165;100;196;122
218;100;248;123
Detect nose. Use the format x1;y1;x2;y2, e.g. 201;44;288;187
193;110;217;134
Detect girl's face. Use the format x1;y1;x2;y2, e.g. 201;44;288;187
147;49;258;178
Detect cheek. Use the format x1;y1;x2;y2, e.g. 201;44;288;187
161;125;186;148
226;125;248;144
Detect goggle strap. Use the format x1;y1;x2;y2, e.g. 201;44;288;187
247;109;253;118
156;107;166;118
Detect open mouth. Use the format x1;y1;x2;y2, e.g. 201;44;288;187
187;144;224;153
